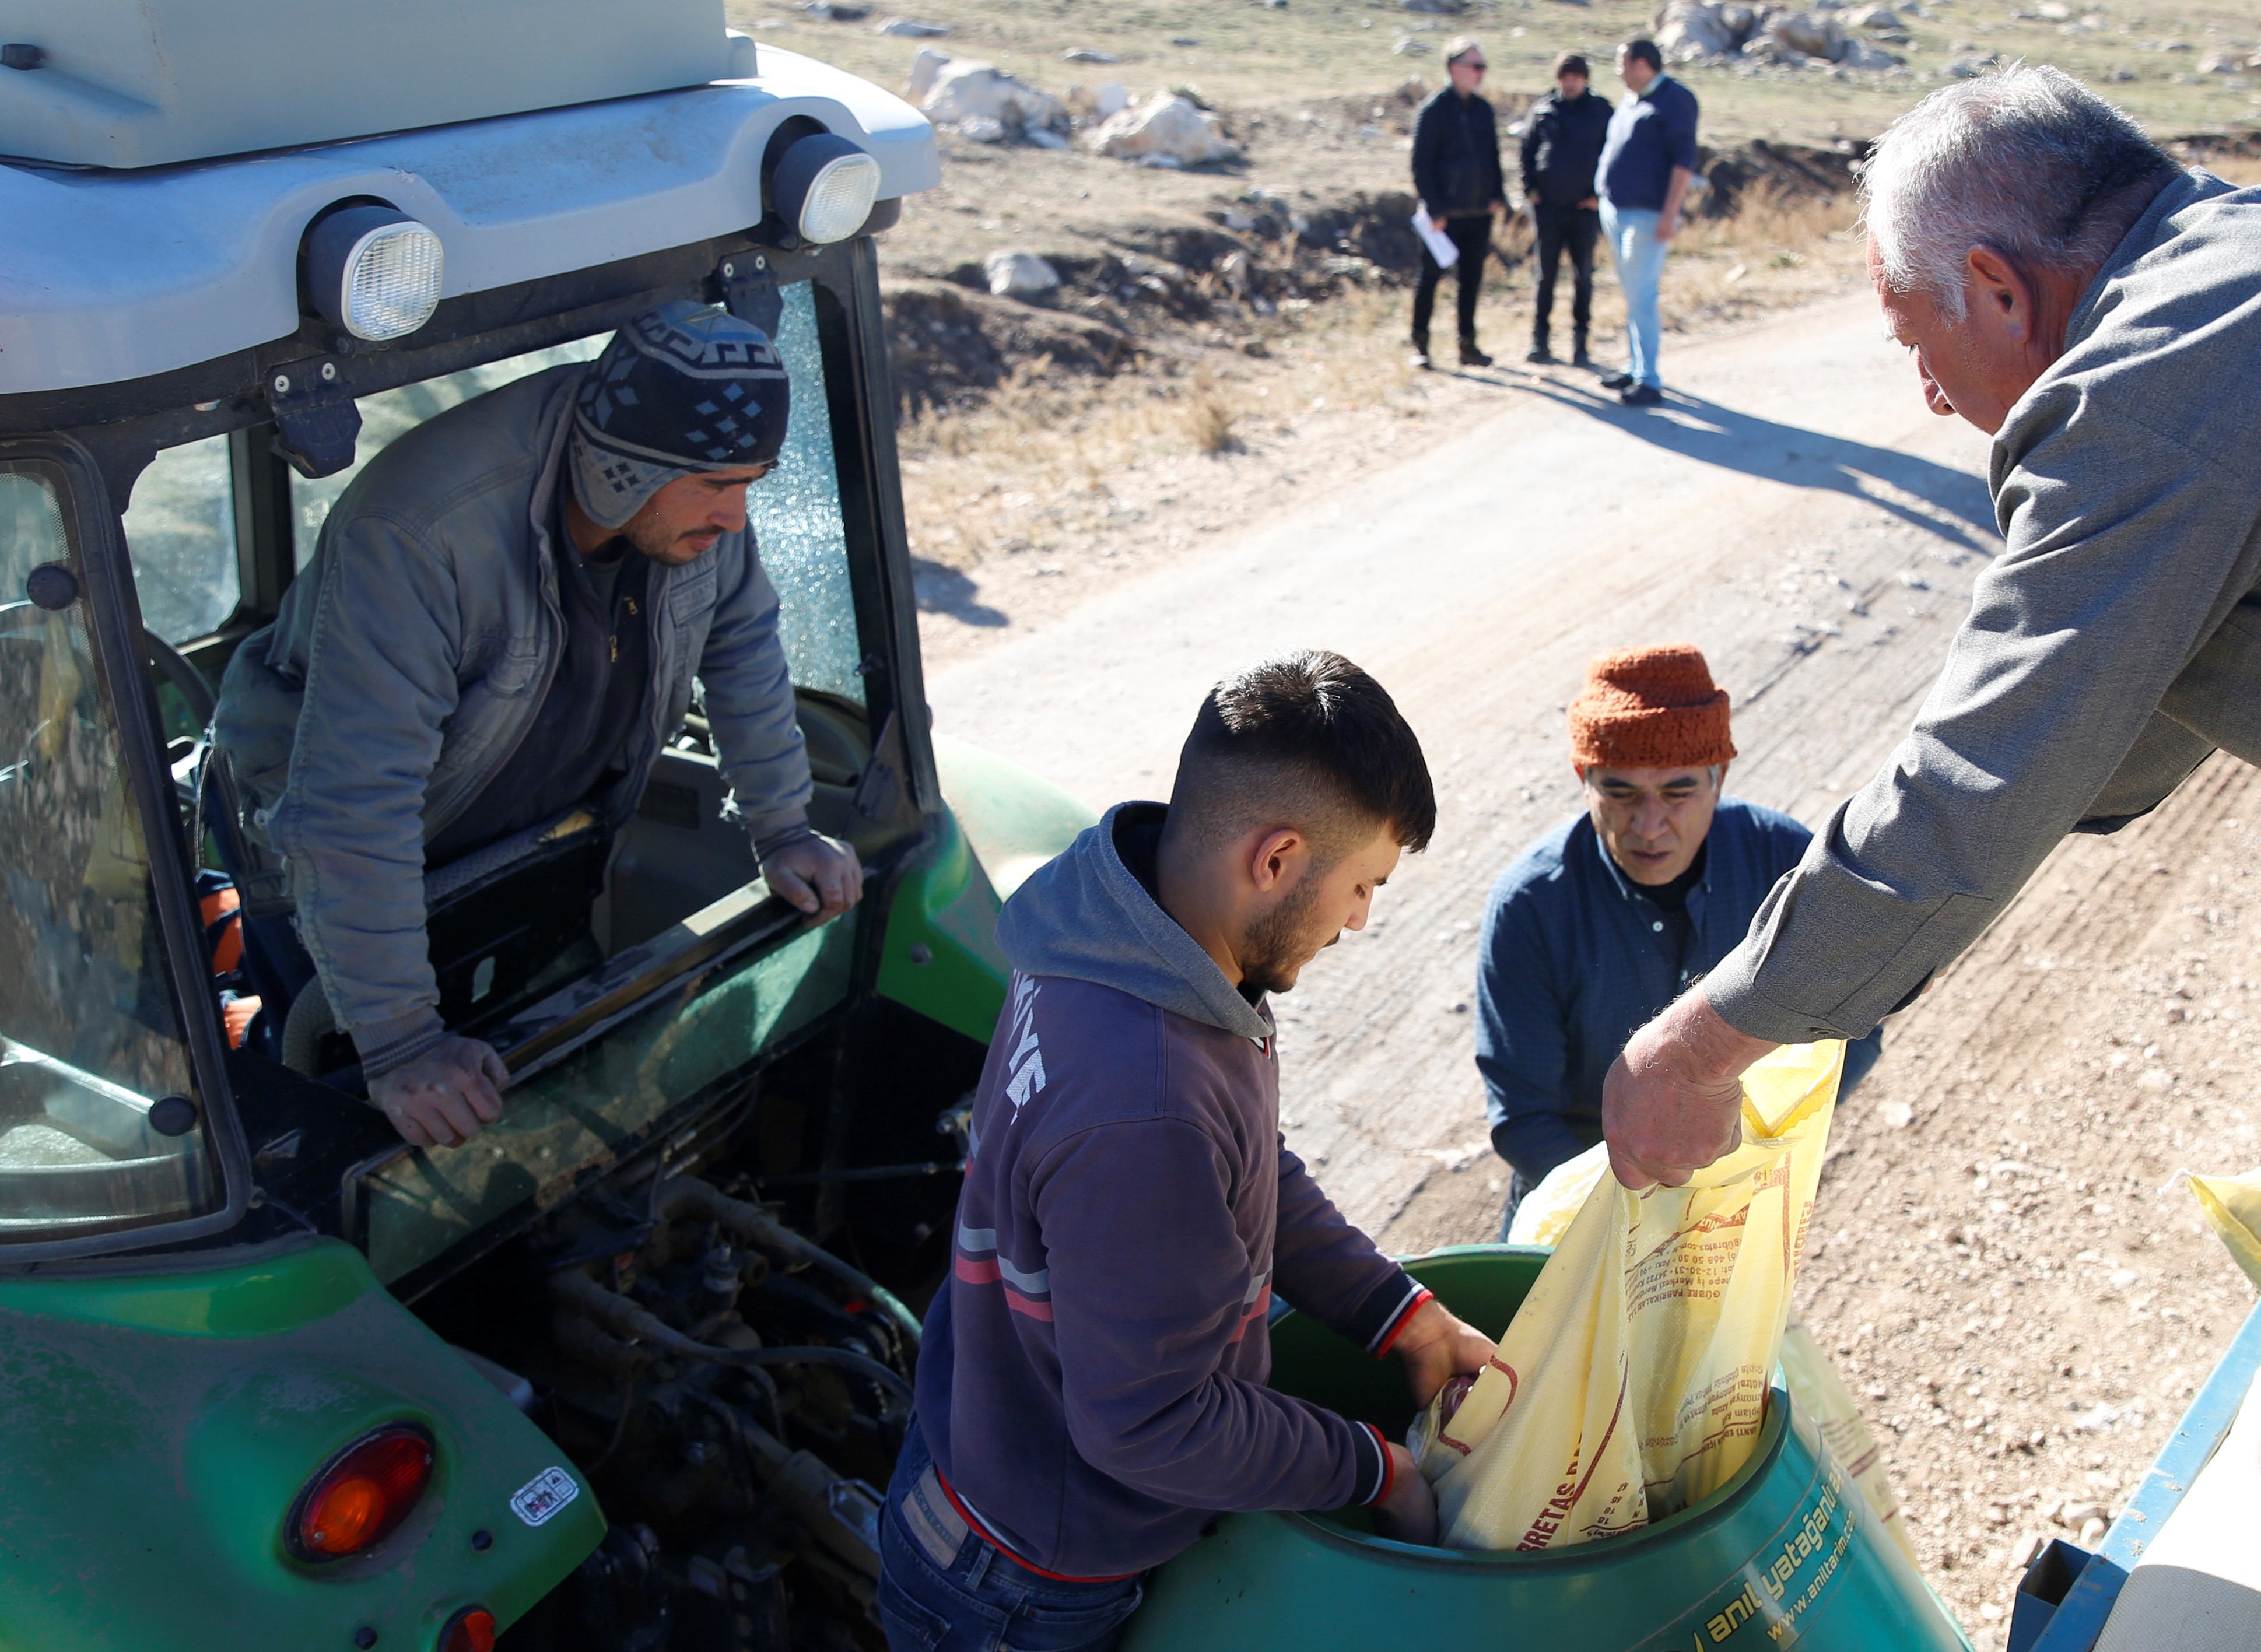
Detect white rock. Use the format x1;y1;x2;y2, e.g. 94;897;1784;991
905;47;951;100
1656;0;1746;59
1086;93;1241;167
923;59;1070;138
876;16;951;36
1767;10;1849;59
983;251;1061;297
1025;127;1070;150
1063;47;1120;63
956;116;1006;143
1838;37;1901;68
1393;36;1431;55
1881;1100;1915;1128
1093;80;1131;117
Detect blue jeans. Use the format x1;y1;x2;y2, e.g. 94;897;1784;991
1600;202;1669;388
876;1416;1147;1652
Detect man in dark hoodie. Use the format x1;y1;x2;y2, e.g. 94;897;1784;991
878;652;1496;1651
1519;52;1614;367
1409;38;1506;369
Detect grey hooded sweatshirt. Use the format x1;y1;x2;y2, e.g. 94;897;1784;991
915;802;1429;1579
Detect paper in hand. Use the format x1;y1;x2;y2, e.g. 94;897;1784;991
1411;206;1459;269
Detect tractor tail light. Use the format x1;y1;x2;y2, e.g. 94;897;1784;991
288;1423;434;1560
440;1607;497;1652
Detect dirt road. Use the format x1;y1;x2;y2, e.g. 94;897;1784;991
920;294;2261;1645
927;292;1999;1226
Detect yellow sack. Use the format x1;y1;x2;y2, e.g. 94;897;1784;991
1417;1041;1845;1550
1777;1322;1919;1565
1501;1114;1912;1558
2190;1171;2261;1290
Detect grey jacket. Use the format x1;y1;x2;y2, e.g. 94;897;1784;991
214;364;812;1071
1707;171;2261;1044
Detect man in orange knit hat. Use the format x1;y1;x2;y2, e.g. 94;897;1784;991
1473;644;1880;1232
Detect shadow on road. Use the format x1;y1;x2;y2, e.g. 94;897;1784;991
1512;376;1999;553
912;556;1010;628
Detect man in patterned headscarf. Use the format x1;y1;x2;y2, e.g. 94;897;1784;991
217;301;861;1148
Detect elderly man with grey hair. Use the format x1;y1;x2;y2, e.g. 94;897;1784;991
1594;65;2261;1188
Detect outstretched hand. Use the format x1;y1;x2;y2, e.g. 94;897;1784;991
1389;1297;1497;1407
1601;988;1776;1189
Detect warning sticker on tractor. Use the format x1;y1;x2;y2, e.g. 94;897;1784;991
1640;1462;1857;1649
510;1467;580;1528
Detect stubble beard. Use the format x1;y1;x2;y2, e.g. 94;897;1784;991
1238;872;1327;999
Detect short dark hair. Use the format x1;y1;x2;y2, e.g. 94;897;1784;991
1555;52;1590;80
1166;651;1436;858
1622;37;1663;71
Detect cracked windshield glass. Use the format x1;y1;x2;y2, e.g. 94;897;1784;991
0;464;216;1241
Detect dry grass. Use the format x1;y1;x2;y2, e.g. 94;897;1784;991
1185;370;1242;457
895;187;1873;586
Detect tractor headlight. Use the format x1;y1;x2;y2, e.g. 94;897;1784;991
771;134;883;245
303;206;446;342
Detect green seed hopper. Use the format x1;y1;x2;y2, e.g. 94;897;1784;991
1123;1248;1973;1652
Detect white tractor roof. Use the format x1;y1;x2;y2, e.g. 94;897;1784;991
0;47;938;398
0;0;744;170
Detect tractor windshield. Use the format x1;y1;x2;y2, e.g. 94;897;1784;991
0;464;219;1243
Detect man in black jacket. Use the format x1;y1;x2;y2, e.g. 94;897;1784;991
1519;52;1613;366
1409;38;1505;369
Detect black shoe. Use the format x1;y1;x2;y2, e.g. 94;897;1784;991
1526;343;1555;364
1410;335;1432;369
1600;370;1635;390
1459;338;1494;367
1619;383;1663;406
1572;337;1593;368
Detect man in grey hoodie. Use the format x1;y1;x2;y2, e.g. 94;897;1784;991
215;303;861;1149
1603;70;2261;1185
878;652;1495;1651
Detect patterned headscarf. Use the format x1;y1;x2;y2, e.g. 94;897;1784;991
567;301;792;531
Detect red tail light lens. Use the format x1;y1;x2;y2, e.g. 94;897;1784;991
440;1608;497;1652
287;1424;434;1560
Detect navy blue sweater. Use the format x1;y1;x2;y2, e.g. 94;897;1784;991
1475;799;1881;1183
1599;75;1701;213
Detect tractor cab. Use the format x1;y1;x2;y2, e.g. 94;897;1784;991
0;7;1089;1647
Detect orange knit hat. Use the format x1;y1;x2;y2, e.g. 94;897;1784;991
1566;644;1736;770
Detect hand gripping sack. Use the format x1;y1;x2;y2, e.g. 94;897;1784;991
1415;1041;1845;1551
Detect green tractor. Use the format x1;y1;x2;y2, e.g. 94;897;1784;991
0;5;1089;1646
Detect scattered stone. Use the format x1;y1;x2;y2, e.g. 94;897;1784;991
1394;36;1431;54
1656;0;1747;59
798;0;870;17
983;251;1061;299
905;45;951;99
2080;1517;2108;1545
1024;127;1069;150
1767;10;1848;59
1881;1100;1915;1128
956;116;1007;144
1063;47;1119;63
1946;51;2001;76
1403;0;1468;11
1086;93;1241;167
2199;50;2255;74
922;58;1071;141
875;16;952;36
1169;35;1201;46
